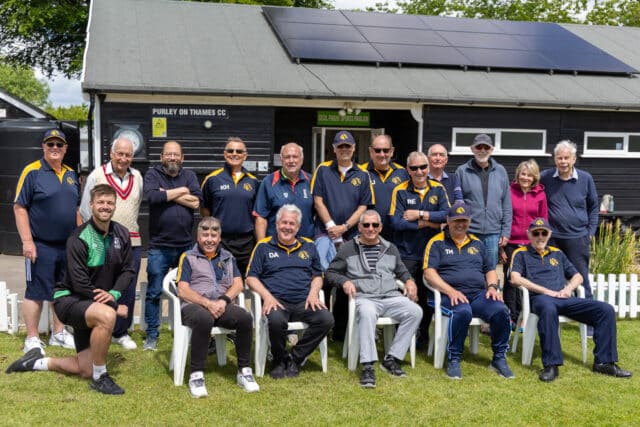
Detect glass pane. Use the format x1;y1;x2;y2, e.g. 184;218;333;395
501;131;543;150
587;136;623;150
629;135;640;152
455;132;496;148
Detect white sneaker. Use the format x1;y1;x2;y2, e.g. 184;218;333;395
237;367;260;393
49;329;75;349
112;335;138;350
189;372;208;398
24;336;46;355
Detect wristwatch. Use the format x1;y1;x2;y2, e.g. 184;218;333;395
487;284;500;291
419;210;424;220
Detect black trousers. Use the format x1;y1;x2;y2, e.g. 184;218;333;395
222;232;255;275
502;243;522;325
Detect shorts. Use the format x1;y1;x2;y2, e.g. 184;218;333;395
54;295;94;352
25;241;66;301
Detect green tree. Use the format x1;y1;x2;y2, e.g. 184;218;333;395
0;61;50;108
587;0;640;26
45;104;89;123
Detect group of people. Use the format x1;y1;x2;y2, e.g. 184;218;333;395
5;128;631;397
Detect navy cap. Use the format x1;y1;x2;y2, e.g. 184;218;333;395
471;133;493;148
529;217;551;232
333;130;355;146
42;129;67;145
447;201;471;220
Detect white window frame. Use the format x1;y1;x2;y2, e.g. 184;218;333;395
451;127;548;156
583;131;640;158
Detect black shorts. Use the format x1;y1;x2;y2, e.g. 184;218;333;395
53;295;94;353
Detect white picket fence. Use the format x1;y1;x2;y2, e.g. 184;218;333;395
589;273;639;319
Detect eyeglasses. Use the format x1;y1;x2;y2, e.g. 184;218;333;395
45;141;65;148
361;222;380;228
408;164;428;171
473;144;492;151
531;230;549;237
225;148;246;154
372;148;391;154
199;225;220;231
335;144;352;150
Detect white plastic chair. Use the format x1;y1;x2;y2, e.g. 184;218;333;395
162;268;246;386
424;278;487;369
251;290;328;377
512;286;588;365
342;280;416;371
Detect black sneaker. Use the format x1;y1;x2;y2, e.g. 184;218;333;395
89;373;125;395
380;355;406;377
270;361;286;379
285;357;300;378
360;365;376;388
5;348;43;374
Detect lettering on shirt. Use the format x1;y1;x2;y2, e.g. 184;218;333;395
268;252;279;259
113;237;122;250
407;198;417;205
220;184;230;191
445;248;454;255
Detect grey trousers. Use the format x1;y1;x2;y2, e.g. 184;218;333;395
356;295;422;364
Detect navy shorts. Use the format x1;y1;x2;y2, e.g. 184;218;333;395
54;295;94;353
25;241;66;301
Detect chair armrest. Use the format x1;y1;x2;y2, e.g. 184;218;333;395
395;279;405;291
422;276;441;307
576;285;585;298
518;286;531;321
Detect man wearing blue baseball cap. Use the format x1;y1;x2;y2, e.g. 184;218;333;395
510;217;631;382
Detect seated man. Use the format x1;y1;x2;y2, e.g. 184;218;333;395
176;216;259;398
326;209;422;388
246;204;334;379
6;184;135;395
510;217;632;382
423;201;514;380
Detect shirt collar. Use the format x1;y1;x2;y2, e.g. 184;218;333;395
428;170;449;180
105;161;131;177
552;168;578;180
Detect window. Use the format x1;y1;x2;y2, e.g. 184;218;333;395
584;132;640;158
452;128;546;155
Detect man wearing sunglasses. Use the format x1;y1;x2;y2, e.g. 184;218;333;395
510;217;631;382
358;135;408;241
326;210;421;388
455;134;512;269
14;129;81;354
201;137;258;275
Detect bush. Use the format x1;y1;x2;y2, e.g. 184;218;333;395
590;219;640;274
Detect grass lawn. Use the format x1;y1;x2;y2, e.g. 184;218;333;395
2;321;639;426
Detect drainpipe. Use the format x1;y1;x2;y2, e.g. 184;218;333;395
87;92;95;169
410;105;424;152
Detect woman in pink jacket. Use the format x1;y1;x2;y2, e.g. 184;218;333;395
501;159;548;327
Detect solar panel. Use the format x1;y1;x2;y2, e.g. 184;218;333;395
261;6;638;75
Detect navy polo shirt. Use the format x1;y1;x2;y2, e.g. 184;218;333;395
510;245;578;294
247;236;322;304
253;169;313;239
310;161;373;240
428;171;463;203
358;162;408;220
423;230;491;295
14;158;80;244
202;164;258;235
389;179;450;261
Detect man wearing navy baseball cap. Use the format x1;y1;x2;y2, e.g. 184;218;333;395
510;217;631;382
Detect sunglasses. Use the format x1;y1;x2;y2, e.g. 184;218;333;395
225;148;246;154
531;230;549;237
372;148;391;154
408;164;428;171
361;222;380;228
335;144;353;150
45;141;65;148
474;144;492;151
199;225;220;231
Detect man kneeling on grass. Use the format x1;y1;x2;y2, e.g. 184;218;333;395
6;184;135;395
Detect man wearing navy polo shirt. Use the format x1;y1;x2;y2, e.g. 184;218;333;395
201;137;258;274
246;204;334;379
510;217;631;382
143;140;201;350
424;201;513;380
358;134;408;241
254;142;313;240
14;129;80;354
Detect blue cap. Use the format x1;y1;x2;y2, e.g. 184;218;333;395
42;129;67;145
447;201;471;220
529;217;551;232
333;130;355;146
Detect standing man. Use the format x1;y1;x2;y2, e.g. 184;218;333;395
389;151;449;348
14;129;80;353
201;137;258;274
424;201;514;380
254;142;313;240
455;134;512;268
310;130;373;340
246;205;334;379
143;140;201;350
539;140;598;300
427;144;463;203
6;184;135;395
358;134;408;240
80;136;143;350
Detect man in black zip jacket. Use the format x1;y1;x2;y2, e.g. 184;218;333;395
6;184;135;395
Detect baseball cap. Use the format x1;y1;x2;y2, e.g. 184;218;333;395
333;130;355;146
42;129;67;145
471;133;493;148
529;217;551;232
447;201;471;220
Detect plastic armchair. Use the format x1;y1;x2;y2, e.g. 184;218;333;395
342;280;416;371
251;289;328;377
512;285;588;365
162;268;245;386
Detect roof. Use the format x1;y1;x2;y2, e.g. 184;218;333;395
82;0;640;110
0;89;53;119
